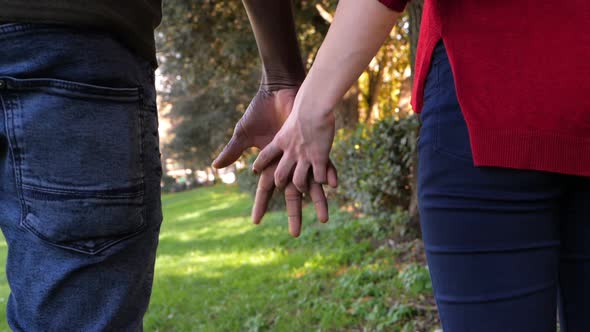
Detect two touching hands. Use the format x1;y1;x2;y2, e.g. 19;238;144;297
212;86;337;237
212;0;400;237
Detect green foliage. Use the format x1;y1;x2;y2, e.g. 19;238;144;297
155;0;336;169
139;185;438;331
332;114;419;217
156;0;260;168
156;0;414;170
398;263;432;296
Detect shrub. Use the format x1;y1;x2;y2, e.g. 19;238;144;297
331;114;419;227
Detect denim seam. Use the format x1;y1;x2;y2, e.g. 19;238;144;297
1;95;25;223
21;183;144;199
0;21;108;38
0;23;40;35
0;76;141;100
435;281;556;304
433;146;474;163
138;86;148;224
2;95;29;224
425;240;560;254
20;216;148;255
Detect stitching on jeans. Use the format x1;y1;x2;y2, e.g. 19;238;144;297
425;240;561;254
20;216;148;256
21;183;144;199
433;146;474;163
0;77;141;99
138;86;148;223
436;280;556;304
2;95;29;224
0;95;25;222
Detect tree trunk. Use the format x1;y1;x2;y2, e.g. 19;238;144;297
407;0;424;237
367;57;385;123
334;82;360;130
408;1;424;83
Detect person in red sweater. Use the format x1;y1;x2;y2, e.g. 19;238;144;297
214;0;590;330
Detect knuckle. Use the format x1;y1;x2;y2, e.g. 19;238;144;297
293;174;306;189
285;187;299;199
285;194;300;202
275;133;287;146
275;173;286;185
294;182;306;192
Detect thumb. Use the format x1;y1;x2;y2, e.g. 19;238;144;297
212;123;250;169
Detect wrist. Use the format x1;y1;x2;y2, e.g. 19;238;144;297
260;66;306;92
293;84;336;120
296;72;339;116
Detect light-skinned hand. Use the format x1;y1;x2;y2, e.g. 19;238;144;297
212;87;337;236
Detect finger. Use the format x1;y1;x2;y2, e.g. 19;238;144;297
309;181;329;223
252;163;277;224
327;160;338;188
252;141;282;174
311;158;329;184
212;122;250;169
274;156;296;189
285;183;302;237
292;161;311;193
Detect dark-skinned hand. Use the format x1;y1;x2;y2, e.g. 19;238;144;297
212;88;337;237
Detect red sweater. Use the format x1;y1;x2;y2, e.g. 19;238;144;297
379;0;590;177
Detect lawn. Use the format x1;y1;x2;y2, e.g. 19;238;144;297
0;185;438;331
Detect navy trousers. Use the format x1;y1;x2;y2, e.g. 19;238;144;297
417;40;590;331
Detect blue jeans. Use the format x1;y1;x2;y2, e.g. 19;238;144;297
0;23;163;330
418;40;590;331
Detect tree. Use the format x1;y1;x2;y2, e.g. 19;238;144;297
155;0;260;169
156;0;334;169
156;1;424;234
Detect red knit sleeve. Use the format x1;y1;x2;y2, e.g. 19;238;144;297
377;0;409;12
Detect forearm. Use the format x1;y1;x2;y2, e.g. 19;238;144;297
242;0;306;90
300;0;401;112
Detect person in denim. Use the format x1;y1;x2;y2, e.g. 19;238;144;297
0;23;163;331
0;1;329;330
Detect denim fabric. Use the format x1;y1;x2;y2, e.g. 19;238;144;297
417;40;590;331
0;23;163;331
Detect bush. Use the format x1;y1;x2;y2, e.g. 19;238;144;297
332;114;419;220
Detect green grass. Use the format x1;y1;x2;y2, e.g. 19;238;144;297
0;185;438;331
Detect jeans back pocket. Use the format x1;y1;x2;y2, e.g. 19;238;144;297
1;76;147;254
